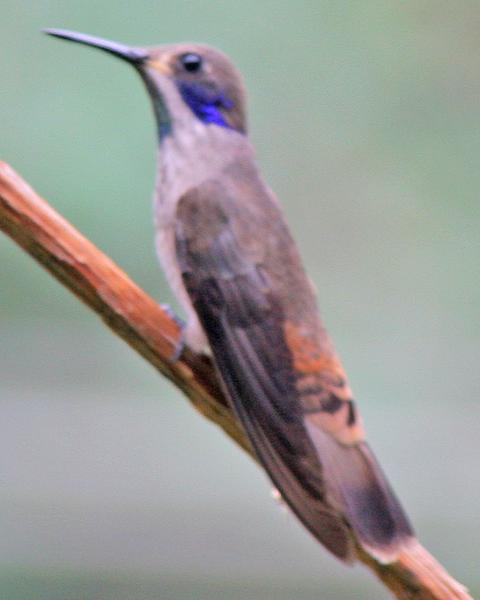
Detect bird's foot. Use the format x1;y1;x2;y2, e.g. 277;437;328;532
160;303;186;362
160;303;184;327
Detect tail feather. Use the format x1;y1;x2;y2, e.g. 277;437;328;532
304;420;413;562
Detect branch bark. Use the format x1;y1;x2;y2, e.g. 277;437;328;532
0;161;473;600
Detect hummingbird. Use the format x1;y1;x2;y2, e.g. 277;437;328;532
45;29;414;564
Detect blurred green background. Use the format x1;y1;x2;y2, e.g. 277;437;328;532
1;2;479;599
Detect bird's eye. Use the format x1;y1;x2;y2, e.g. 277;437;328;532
180;53;203;73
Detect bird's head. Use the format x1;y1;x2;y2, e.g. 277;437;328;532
45;29;248;139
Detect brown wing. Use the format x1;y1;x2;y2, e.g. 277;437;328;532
175;178;413;562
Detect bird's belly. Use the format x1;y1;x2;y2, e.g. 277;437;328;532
155;224;209;353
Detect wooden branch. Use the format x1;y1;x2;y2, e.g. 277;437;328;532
0;161;472;600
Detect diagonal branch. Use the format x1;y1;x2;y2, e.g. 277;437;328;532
0;161;472;600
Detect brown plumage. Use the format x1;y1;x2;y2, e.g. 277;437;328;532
45;28;415;565
148;44;248;133
175;171;413;562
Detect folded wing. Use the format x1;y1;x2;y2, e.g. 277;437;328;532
175;178;413;562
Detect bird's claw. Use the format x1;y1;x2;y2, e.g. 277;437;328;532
160;303;186;362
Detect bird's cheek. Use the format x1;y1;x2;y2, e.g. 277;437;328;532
145;59;172;78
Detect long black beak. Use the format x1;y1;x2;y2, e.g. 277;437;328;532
44;29;148;65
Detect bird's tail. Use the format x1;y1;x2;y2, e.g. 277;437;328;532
305;423;414;562
304;422;472;598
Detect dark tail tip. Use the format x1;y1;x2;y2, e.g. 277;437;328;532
347;443;414;562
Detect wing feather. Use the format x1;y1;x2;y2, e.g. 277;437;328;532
175;179;413;562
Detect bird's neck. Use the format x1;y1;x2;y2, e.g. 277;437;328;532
143;72;253;217
154;121;254;219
